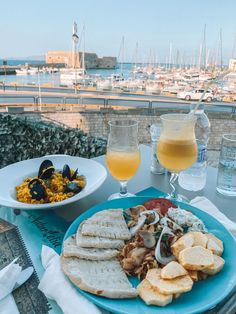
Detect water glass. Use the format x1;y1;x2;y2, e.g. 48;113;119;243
216;134;236;197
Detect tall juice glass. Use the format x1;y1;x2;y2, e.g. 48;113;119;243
157;113;197;200
106;120;141;200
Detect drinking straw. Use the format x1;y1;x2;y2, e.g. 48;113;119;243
190;69;230;116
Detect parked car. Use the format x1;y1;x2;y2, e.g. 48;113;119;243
177;89;215;102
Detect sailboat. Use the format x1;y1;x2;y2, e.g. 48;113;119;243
60;22;91;86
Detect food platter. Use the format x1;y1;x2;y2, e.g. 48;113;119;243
0;155;107;210
63;196;236;314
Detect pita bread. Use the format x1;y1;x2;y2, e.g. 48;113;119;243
63;235;119;260
81;209;131;240
61;256;137;299
76;224;124;249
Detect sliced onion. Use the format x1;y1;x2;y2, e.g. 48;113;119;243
155;226;176;265
129;215;146;237
139;231;156;248
140;210;160;225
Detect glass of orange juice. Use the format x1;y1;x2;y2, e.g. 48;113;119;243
106;120;141;200
157;113;197;200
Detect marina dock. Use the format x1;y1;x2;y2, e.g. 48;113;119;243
0;66;19;75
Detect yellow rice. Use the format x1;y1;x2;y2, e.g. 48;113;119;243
16;171;86;204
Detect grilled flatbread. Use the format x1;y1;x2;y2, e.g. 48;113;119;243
81;209;131;240
63;235;119;260
76;224;124;249
61;256;137;299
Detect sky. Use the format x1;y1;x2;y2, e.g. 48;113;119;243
1;0;236;64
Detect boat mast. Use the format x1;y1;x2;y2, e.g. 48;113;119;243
82;25;85;73
232;33;236;59
202;24;207;70
176;49;180;69
198;43;202;70
135;42;138;68
220;28;223;70
168;42;172;70
72;21;79;69
118;36;125;76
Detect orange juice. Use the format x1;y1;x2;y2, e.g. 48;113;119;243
157;139;197;172
106;150;141;181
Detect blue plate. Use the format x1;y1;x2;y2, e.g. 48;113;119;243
63;197;236;314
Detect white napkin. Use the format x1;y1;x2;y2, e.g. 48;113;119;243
0;259;22;314
190;196;236;238
38;245;102;314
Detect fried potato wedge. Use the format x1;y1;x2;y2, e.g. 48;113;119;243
188;270;198;282
206;233;224;256
198;271;208;281
146;268;161;281
171;233;194;259
137;279;173;306
189;232;208;248
202;255;225;275
174;293;182;299
161;261;188;279
147;274;193;295
178;246;214;270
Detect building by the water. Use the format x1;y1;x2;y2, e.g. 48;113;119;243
45;51;117;69
229;59;236;72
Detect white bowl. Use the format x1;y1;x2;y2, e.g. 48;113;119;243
0;155;107;210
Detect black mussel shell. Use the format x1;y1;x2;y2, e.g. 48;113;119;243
38;160;55;179
65;182;82;194
62;164;71;180
39;166;55;180
70;168;78;181
28;179;47;201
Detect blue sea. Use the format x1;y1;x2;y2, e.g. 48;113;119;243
0;59;135;86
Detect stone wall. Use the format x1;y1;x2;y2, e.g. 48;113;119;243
14;109;236;151
45;51;117;69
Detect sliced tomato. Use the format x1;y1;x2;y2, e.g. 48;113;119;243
143;198;177;215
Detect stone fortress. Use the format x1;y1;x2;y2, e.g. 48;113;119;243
45;51;117;69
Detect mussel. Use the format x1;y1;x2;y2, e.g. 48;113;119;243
62;164;78;181
38;160;55;180
65;182;82;194
28;179;47;201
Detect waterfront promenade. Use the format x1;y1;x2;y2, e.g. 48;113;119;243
0;85;235;115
